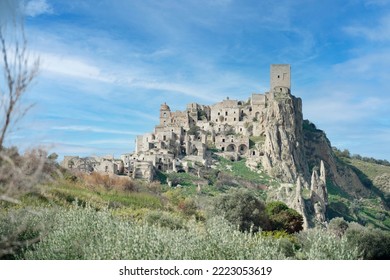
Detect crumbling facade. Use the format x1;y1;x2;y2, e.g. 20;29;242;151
122;64;292;180
61;65;294;179
61;155;123;175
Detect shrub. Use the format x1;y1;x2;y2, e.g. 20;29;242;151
296;228;359;260
144;210;185;230
178;198;198;217
212;188;270;232
345;223;390;260
265;201;303;233
0;206;363;260
328;217;349;237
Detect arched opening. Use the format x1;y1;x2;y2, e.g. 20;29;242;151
238;144;248;155
192;147;198;156
178;169;186;173
226;144;235;152
158;165;162;170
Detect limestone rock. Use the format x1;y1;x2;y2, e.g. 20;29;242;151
292;177;309;230
261;92;310;186
303;122;368;197
310;161;328;225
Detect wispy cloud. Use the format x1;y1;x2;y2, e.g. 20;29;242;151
39;52;115;83
24;0;53;17
51;125;142;136
344;14;390;42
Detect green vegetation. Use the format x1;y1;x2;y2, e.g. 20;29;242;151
249;135;265;148
265;201;303;234
0;206;360;260
1;145;389;260
212;189;270;232
216;157;271;186
325;156;390;230
329;217;390;260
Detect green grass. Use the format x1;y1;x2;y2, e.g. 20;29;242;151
347;158;390;179
14;180;164;212
216;157;272;185
165;172;202;187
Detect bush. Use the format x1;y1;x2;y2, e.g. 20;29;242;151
296;228;359;260
328;217;349;237
0;206;364;260
212;188;270;232
265;201;303;233
345;223;390;260
144;210;185;230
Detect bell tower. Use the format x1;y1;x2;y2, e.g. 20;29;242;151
160;103;171;126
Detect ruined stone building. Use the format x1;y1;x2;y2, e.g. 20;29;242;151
61;155;124;175
122;64;292;180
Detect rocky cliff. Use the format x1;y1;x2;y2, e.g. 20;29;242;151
261;92;310;186
259;91;370;225
302;120;368;197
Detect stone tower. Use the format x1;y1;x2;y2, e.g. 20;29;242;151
270;64;291;93
160;103;171;126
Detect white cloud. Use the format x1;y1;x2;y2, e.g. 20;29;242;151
24;0;53;17
39;52;115;83
344;15;390;42
51;125;142;136
36;51;228;102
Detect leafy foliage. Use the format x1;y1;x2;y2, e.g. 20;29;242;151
266;201;303;233
213;188;270;232
345;222;390;260
0;206;361;260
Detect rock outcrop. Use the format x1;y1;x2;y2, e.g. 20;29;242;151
261;92;310;186
303;120;368;197
310;161;328;225
292;177;309;230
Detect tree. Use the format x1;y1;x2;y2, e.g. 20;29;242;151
213;188;270;232
0;4;43;259
0;3;40;202
265;201;303;234
0;13;39;150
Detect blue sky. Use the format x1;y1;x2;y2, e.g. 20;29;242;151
2;0;390;160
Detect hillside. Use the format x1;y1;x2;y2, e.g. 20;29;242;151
2;64;390;260
325;156;390;230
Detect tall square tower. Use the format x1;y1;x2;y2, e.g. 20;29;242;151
270;64;291;92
